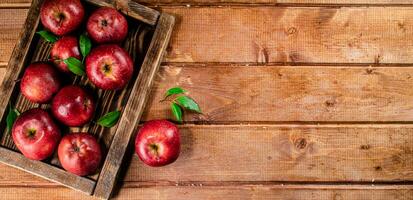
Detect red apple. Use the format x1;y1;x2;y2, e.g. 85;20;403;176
51;85;95;127
135;120;180;167
12;108;61;160
50;36;81;73
86;44;133;90
40;0;84;36
58;133;102;176
86;7;128;44
20;62;61;103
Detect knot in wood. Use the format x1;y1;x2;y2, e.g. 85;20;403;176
360;144;370;150
294;138;307;150
325;99;336;107
287;27;297;35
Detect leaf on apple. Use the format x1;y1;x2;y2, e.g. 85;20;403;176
175;96;202;114
36;30;58;43
79;34;91;63
6;105;20;132
97;110;121;128
64;57;85;76
164;87;186;100
171;102;182;123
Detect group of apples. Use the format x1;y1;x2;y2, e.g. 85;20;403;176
11;0;181;177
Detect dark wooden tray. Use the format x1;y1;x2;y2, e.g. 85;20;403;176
0;0;174;199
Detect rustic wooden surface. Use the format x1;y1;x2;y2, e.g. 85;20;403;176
1;0;413;199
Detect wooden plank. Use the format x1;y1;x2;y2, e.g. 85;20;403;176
0;162;56;186
0;148;96;194
0;125;410;184
142;65;413;122
162;7;413;63
123;125;413;182
0;68;5;81
0;186;413;200
0;8;28;66
3;0;413;7
0;184;412;200
3;7;413;64
93;13;175;200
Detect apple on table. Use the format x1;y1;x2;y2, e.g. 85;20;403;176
135;120;181;167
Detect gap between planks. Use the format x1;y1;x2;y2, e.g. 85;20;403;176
4;2;413;8
1;180;413;190
121;181;413;190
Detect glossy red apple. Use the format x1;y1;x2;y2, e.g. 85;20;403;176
86;7;128;44
40;0;84;36
20;62;61;103
50;36;81;73
51;86;95;127
12;108;61;160
58;133;102;176
86;44;133;90
135;120;180;167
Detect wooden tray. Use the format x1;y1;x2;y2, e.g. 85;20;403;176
0;0;174;199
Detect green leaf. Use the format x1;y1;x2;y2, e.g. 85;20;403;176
175;96;202;113
164;87;186;99
79;34;91;61
171;102;182;122
97;111;121;128
64;57;85;76
36;30;58;43
6;106;20;132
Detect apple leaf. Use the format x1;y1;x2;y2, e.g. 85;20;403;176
171;102;182;123
97;110;121;128
164;87;186;99
6;106;20;132
36;30;58;43
175;96;202;113
64;57;85;76
79;34;91;62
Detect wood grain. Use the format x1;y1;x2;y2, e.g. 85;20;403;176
94;13;175;199
122;125;413;182
3;0;413;7
0;125;411;184
142;65;413;122
0;184;412;200
162;7;413;63
0;148;96;194
0;8;28;65
4;7;413;64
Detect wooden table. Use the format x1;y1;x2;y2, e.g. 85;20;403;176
1;0;413;199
